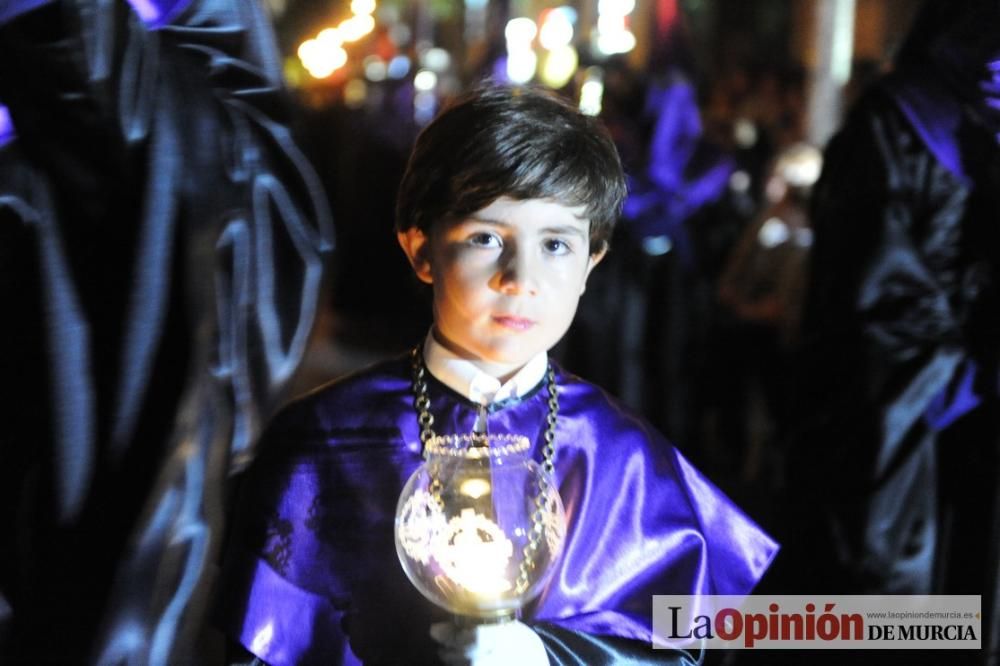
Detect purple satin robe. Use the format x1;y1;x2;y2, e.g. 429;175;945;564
218;355;778;665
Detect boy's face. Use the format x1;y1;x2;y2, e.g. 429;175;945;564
399;197;605;378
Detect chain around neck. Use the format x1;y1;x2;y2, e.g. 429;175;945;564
409;346;559;475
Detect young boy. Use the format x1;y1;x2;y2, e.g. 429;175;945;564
218;85;777;665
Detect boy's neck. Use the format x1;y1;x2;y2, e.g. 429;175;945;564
429;327;528;384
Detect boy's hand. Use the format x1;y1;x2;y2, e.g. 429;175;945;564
430;619;549;666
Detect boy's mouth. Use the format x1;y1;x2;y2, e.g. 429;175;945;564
491;315;536;331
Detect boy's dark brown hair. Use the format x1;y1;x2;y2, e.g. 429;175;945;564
395;84;627;255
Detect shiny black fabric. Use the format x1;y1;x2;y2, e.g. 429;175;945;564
227;631;699;666
533;623;700;665
0;1;332;663
785;79;1000;661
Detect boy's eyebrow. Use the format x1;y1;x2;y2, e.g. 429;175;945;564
541;225;588;239
466;216;589;239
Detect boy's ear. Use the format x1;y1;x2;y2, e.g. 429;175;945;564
580;245;607;294
397;228;434;284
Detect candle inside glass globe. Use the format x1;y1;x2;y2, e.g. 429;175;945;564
395;433;566;619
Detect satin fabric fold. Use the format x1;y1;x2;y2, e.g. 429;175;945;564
127;0;192;27
884;72;969;183
218;355;777;665
533;622;701;666
0;0;54;25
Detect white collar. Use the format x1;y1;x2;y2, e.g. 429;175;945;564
422;333;548;406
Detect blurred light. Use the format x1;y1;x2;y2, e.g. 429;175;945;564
387;55;411;79
597;15;625;34
325;47;349;71
283;57;304;88
795;228;814;247
758;217;790;248
389;23;411;46
351;0;376;15
364;55;387;81
539;8;574;50
656;0;677;34
298;37;348;79
786;160;822;187
595;29;635;55
459;478;491;499
556;6;578;22
539;45;578;88
303;62;333;79
344;79;368;108
339;14;375;42
317;27;342;46
465;0;488;8
597;0;635;15
414;90;437;124
765;177;788;203
729;170;751;193
414;69;438;91
594;0;635;56
579;72;604;115
377;4;399;23
297;38;318;62
506;49;537;84
306;52;345;78
505;17;537;45
734;118;758;148
642;235;673;256
781;146;823;186
422;47;451;72
832;0;855;84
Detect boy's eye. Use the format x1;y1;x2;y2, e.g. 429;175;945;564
467;232;502;248
543;238;572;255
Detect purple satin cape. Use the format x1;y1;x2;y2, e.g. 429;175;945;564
218;355;778;665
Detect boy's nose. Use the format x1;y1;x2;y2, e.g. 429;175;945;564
493;249;538;296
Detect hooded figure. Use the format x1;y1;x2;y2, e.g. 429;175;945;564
0;1;332;662
786;1;1000;661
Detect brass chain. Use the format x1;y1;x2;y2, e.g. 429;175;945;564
411;347;442;501
409;346;557;456
411;347;437;444
516;364;559;594
409;346;560;595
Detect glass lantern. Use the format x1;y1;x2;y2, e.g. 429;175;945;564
395;432;566;619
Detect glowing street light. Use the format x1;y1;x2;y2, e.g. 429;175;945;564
504;17;538;45
538;7;575;50
298;37;348;79
339;13;376;42
351;0;376;15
